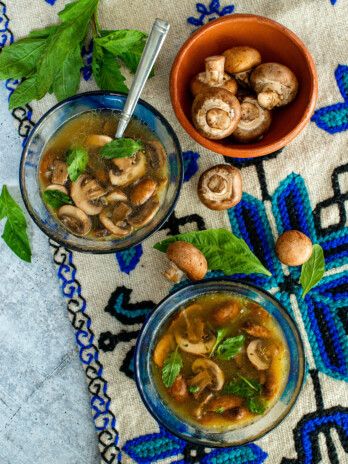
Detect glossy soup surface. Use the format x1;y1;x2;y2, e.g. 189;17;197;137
39;110;168;240
152;292;289;430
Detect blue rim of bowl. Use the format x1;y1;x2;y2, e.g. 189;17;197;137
19;90;183;254
134;277;306;447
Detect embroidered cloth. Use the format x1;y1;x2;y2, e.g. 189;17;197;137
2;1;348;463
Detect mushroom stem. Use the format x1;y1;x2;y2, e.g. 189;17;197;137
206;108;231;130
204;55;225;84
187;371;212;399
257;89;282;110
163;261;184;283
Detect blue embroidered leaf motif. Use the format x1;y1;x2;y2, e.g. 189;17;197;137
45;0;58;5
116;244;143;274
311;65;348;134
188;0;235;28
183;150;200;182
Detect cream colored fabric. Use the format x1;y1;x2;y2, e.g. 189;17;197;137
5;1;348;463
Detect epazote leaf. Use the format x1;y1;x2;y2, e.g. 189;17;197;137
162;347;182;388
95;29;147;56
99;138;143;159
52;45;83;101
0;186;31;262
216;335;245;360
248;397;266;415
300;244;325;298
154;229;272;277
209;328;228;358
29;25;59;39
223;375;262;398
119;40;154;77
9;75;38;110
66;147;89;182
92;43;129;93
42;190;73;209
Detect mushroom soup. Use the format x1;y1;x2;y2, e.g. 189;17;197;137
152;292;289;429
39;110;168;239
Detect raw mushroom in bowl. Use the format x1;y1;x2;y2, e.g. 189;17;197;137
190;55;237;97
223;46;262;88
232;95;272;143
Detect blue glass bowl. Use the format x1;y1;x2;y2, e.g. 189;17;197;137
134;278;305;447
20;91;183;253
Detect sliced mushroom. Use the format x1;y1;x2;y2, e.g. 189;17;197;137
192;87;241;140
58;205;91;236
212;301;239;325
223;406;250;422
51;160;68;185
153;333;176;368
127;197;159;228
85;134;113;147
71;174;105;215
198;165;242;210
242;321;270;338
205;394;244;413
163;241;207;283
192;393;213;419
263;370;278;400
130;178;157;206
99;204;132;237
169;374;189;403
223;46;262;88
109;152;147;187
250;63;299;110
190;55;237;97
187;316;205;344
232;95;272;143
175;324;216;356
45;184;68;195
246;339;272;370
143;140;166;171
105;188;128;204
187;358;224;398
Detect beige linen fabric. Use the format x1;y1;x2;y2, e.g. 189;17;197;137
4;1;348;463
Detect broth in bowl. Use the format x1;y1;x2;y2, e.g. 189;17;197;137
39;110;168;240
152;291;289;430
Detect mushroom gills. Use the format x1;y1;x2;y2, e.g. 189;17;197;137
51;160;68;185
70;174;105;215
246;339;272;371
187;358;224;398
45;184;68;195
143;140;166;171
175;326;216;356
233;96;272;143
99;203;132;237
109;152;147;187
127;197;159;228
58;205;91;236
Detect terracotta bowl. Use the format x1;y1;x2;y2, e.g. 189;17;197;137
170;14;318;158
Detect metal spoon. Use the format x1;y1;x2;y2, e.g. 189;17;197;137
115;18;170;139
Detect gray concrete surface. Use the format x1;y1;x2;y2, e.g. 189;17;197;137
0;84;100;463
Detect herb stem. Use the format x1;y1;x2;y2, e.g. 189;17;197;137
238;373;258;391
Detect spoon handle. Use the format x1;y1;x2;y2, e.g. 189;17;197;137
115;18;170;139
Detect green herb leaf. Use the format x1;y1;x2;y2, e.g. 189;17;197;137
119;40;154;77
162;347;183;388
29;25;59;39
216;335;245;360
216;407;224;414
0;186;31;262
51;44;83;101
95;30;147;56
248;397;266;415
42;190;73;209
99;138;143;159
209;328;229;358
9;75;38;110
300;244;325;298
223;376;262;398
66;147;88;182
189;385;199;393
92;43;129;93
154;229;272;277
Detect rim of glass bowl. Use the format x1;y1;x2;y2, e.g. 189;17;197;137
134;278;306;447
19;91;183;254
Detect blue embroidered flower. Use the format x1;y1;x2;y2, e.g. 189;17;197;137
81;39;93;81
188;0;234;28
116;245;144;275
311;65;348;134
45;0;58;5
183;151;200;183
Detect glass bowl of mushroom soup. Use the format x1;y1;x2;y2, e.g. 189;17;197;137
20;91;183;253
134;278;305;447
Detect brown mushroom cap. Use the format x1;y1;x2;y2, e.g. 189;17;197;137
105;188;128;204
212;300;239;325
109;152;147;187
127;196;159;228
232;95;272;143
153;333;176;367
246;339;272;371
57;205;91;236
275;230;313;266
70;173;105;215
166;241;208;281
205;394;244;412
85;134;113;147
130;178;157;206
223;46;261;74
45;184;68;195
192;87;241;140
51;160;68;185
99;203;132;236
250;63;299;110
190;55;237;97
198;164;242;210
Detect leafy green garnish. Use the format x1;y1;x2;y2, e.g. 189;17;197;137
154;229;272;277
223;374;265;415
0;185;31;262
300;244;325;298
0;0;152;109
99;138;143;159
209;328;229;358
42;190;73;209
216;335;245;360
162;347;183;388
248;397;266;415
189;385;199;393
216;407;224;414
66;147;89;182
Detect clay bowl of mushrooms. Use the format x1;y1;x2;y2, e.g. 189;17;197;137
134;278;305;447
170;14;318;158
20;91;183;253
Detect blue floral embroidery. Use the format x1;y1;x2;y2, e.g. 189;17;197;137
187;0;234;28
116;245;143;275
311;65;348;134
123;426;267;464
81;39;93;81
183;151;200;183
45;0;57;5
331;0;338;5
